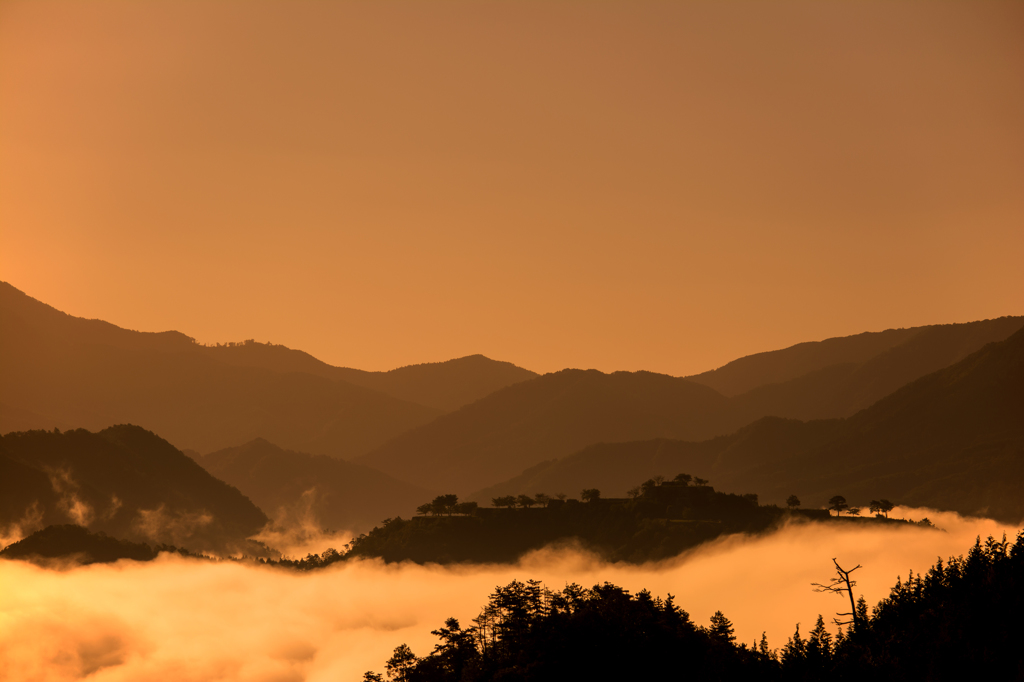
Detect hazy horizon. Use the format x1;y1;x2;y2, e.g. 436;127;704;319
3;1;1022;376
5;278;1022;378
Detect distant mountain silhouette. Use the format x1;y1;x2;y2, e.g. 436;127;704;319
724;317;1024;422
360;318;1021;495
202;342;536;411
357;370;732;493
476;327;1024;522
0;282;536;455
196;438;432;533
0;425;269;552
0;282;458;457
364;313;1019;493
688;317;1022;404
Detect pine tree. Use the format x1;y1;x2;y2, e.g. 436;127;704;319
708;611;736;643
781;623;806;665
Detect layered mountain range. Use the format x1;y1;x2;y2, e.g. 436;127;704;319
2;279;1021;551
474;325;1024;522
357;317;1024;493
0;282;534;457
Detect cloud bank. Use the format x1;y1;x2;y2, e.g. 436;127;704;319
0;508;1017;682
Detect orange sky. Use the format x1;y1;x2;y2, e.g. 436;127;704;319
2;1;1022;375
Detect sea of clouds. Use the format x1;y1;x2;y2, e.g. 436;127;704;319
1;507;1019;682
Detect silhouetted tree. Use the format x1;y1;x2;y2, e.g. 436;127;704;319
640;478;658;496
846;507;862;516
492;495;516;509
694;477;709;487
855;595;869;624
813;558;863;630
424;617;476;679
453;501;478;516
581;488;601;502
827;496;849;516
787;495;801;509
555;493;567;501
653;474;665;486
433;494;459;516
708;611;736;643
534;493;551;506
416;503;435;516
781;623;806;665
757;632;775;661
673;473;693;486
869;499;895;518
384;643;417;681
806;614;833;665
627;486;641;500
516;494;536;509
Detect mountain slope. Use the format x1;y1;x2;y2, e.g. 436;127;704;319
329;355;539;412
202;343;536;412
477;327;1024;522
766;323;1024;518
0;282;443;457
357;369;731;493
0;425;269;552
687;327;923;396
197;438;432;533
362;317;1022;495
469;418;841;504
727;317;1024;421
688;317;1023;400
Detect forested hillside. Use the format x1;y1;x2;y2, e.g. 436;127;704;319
363;533;1024;682
0;425;269;553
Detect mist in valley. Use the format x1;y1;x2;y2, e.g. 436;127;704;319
1;508;1016;682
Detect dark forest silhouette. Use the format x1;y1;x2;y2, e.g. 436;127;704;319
363;532;1024;682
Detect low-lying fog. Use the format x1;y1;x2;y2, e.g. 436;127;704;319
2;508;1019;682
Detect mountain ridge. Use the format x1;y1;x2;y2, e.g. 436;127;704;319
0;425;269;552
0;282;533;456
358;317;1022;494
474;327;1024;522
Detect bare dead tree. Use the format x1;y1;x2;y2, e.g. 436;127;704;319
812;558;863;629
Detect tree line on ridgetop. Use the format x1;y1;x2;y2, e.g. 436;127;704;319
364;533;1024;681
328;474;922;566
0;418;930;565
